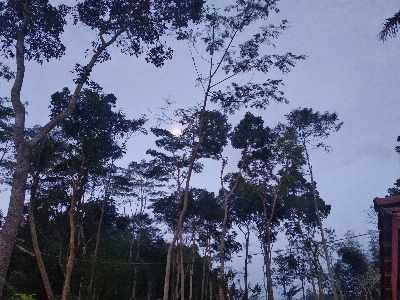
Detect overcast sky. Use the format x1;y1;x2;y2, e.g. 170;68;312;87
1;0;399;290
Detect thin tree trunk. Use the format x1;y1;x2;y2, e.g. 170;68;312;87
259;233;268;298
317;268;324;299
218;156;243;300
180;230;185;300
209;258;213;300
237;224;251;300
87;176;111;295
147;280;152;300
175;244;180;300
163;73;211;300
265;222;274;300
201;236;211;300
303;142;338;300
218;190;229;300
133;179;147;299
201;255;206;300
243;226;250;300
132;231;140;299
28;174;55;300
296;210;317;300
189;227;195;300
261;185;280;300
61;177;81;300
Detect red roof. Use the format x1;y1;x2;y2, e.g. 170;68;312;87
374;195;400;211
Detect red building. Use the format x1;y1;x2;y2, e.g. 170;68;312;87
374;195;400;300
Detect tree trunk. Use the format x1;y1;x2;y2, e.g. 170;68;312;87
29;174;55;300
147;280;152;300
61;177;81;300
218;156;243;300
201;255;206;300
261;185;280;300
260;237;268;298
132;231;140;300
317;268;324;299
303;142;338;300
0;149;30;299
189;227;195;300
201;236;211;300
88;177;111;296
174;245;180;300
180;231;185;300
265;222;274;300
296;210;317;300
218;191;229;300
237;224;250;300
243;226;250;300
163;83;210;300
209;258;213;300
0;3;30;297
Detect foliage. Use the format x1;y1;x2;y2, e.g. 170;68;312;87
379;10;400;42
10;293;35;300
0;0;68;62
49;86;146;169
0;97;14;186
387;137;400;196
334;231;379;300
285;107;343;151
0;63;14;81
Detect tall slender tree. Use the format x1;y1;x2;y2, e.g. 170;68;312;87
160;1;305;296
283;173;331;299
231;179;262;300
285;107;343;300
217;111;272;299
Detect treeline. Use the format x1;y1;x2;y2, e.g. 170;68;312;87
0;88;379;299
0;1;384;300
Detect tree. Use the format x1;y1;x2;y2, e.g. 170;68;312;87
273;251;301;300
379;10;400;42
283;173;331;300
231;179;262;300
0;0;204;295
217;111;270;299
50;86;144;300
285;107;342;300
387;137;400;196
116;160;165;299
334;231;370;299
159;1;305;297
27;128;68;300
237;117;305;300
147;110;227;300
184;188;222;300
9;86;145;299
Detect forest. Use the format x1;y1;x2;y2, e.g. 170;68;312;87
0;1;398;300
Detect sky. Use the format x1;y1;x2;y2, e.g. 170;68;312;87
0;0;399;293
